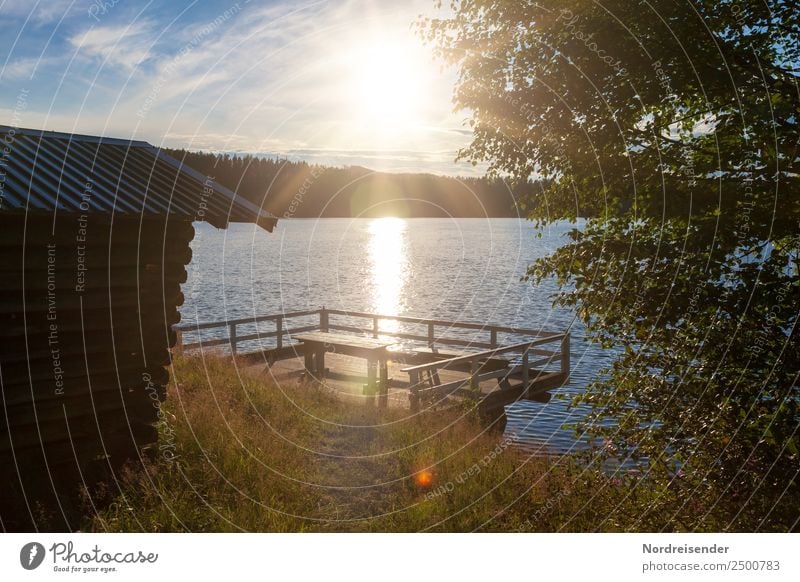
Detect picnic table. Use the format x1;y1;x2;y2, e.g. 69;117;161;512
294;332;398;405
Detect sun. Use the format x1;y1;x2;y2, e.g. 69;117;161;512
343;36;430;135
354;45;422;125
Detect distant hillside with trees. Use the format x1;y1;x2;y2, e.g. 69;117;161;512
165;149;534;218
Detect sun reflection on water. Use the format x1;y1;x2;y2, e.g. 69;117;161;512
367;217;408;333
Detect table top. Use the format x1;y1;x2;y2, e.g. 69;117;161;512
294;332;397;351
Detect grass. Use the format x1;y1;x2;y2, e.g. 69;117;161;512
85;355;661;532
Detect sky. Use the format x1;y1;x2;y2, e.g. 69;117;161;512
0;0;476;175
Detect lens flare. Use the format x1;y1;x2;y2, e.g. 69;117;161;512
414;470;434;488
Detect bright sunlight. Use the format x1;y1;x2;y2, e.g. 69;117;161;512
367;217;409;331
340;32;435;136
352;44;422;127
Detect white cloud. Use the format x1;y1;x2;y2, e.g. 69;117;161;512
69;20;154;70
0;56;53;80
0;0;76;25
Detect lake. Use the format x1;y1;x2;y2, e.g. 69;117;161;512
181;217;612;454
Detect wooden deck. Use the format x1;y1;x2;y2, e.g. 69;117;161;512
241;350;564;409
175;308;571;416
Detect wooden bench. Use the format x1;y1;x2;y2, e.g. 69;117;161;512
401;336;568;412
392;346;510;387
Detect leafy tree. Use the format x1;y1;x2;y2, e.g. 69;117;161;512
422;0;799;530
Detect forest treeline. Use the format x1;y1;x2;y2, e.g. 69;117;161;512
165;149;533;218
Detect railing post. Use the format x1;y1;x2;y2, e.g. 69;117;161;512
522;348;529;387
428;322;435;348
560;333;570;378
373;317;379;338
320;306;329;332
409;370;421;412
174;329;183;355
230;323;238;356
490;329;497;348
470;359;479;392
276;316;283;349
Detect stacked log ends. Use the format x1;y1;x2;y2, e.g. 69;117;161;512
0;214;194;531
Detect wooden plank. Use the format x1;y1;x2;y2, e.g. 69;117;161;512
404;347;465;357
325;308;563;337
0;265;188;291
229;323;238;355
328;323;373;335
480;372;566;408
0;215;194;246
414;365;561;399
379;362;389;407
0;288;185;315
180;324;318;352
418;377;471;398
175;309;319;332
1;326;177;359
2;392;158;430
393;332;493;349
1;309;181;339
1;368;169;405
1;417;159;455
295;332;397;350
401;336;565;374
327;325;494;350
1;349;171;384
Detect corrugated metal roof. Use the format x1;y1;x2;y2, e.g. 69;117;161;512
0;126;276;231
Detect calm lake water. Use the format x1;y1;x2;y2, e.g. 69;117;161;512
180;218;612;453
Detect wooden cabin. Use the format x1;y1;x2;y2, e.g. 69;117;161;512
0;126;276;530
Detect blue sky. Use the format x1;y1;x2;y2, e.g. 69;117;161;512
0;0;474;175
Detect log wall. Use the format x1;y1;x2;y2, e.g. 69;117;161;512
0;213;193;531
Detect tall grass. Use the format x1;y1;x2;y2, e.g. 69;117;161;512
86;355;669;532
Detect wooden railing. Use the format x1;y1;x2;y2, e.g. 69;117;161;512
401;334;570;411
323;308;561;350
174;309;320;355
174;307;567;359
